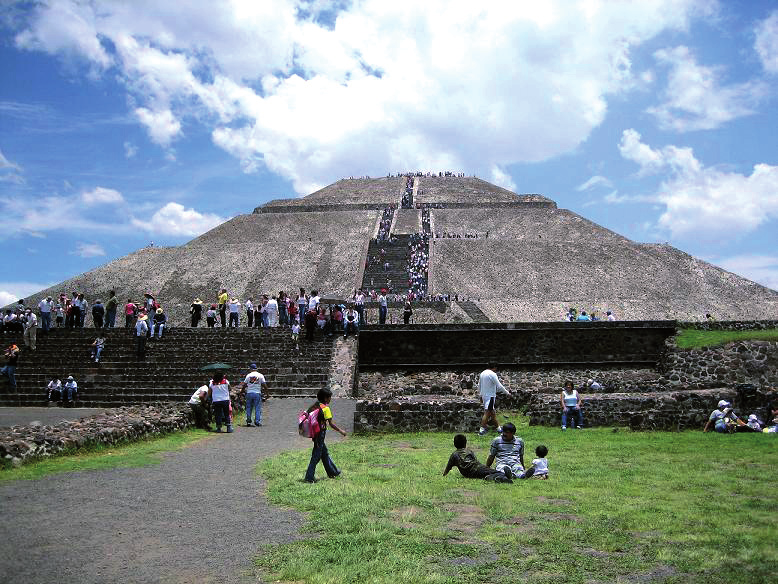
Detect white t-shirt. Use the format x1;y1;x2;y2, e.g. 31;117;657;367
39;300;52;313
244;371;266;394
245;300;254;312
532;457;549;476
25;313;37;328
479;369;507;398
189;386;207;405
308;295;320;312
210;380;230;402
292;323;301;335
607;314;616;321
228;302;240;313
355;293;365;305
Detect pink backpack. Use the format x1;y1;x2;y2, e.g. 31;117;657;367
298;406;321;438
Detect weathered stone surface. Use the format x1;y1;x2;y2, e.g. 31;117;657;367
0;403;195;464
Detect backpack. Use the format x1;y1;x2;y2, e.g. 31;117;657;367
298;406;322;438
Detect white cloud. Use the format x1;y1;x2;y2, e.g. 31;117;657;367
81;186;124;205
71;242;106;258
124;141;138;158
0;148;21;171
0;148;24;184
131;202;226;237
647;45;766;131
755;10;778;74
619;129;778;238
490;165;517;192
717;255;778;292
12;0;714;193
576;175;613;191
0;281;54;307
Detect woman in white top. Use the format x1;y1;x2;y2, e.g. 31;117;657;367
208;372;233;433
265;296;279;327
560;381;583;430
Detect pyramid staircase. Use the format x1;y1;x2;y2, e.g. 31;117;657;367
0;327;335;407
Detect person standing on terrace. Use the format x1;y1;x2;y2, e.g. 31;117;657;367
217;288;228;328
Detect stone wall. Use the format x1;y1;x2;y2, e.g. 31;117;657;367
662;341;778;388
0;403;195;467
678;320;778;331
353;396;482;433
358;322;676;366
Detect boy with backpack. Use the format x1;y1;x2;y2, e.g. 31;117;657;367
302;388;347;483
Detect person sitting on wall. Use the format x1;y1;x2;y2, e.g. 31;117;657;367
343;305;359;338
63;375;78;406
586;378;602;391
576;311;591;321
90;335;105;363
47;377;62;402
443;434;513;483
704;400;746;433
560;381;583;430
152;307;167;339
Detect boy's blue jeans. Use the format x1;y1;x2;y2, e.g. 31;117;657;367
562;407;583;428
305;434;340;481
246;392;262;424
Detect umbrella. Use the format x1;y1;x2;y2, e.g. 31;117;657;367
200;362;232;371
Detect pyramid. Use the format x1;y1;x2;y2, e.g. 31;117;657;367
16;175;778;324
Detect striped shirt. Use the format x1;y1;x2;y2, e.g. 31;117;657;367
489;435;524;467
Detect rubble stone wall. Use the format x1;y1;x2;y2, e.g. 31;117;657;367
678;320;778;331
353;397;482;433
662;341;778;388
0;403;195;467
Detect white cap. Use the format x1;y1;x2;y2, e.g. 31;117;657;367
717;400;730;409
748;414;758;422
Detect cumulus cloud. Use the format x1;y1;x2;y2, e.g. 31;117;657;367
576;175;613;191
134;107;182;148
81;186;124;205
0;281;54;307
131;202;226;237
647;46;766;132
755;10;778;74
619;129;778;239
12;0;714;193
71;242;106;258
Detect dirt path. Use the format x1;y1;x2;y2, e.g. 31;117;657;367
0;398;355;584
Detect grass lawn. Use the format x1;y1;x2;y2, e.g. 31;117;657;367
0;428;212;482
256;418;778;584
676;328;778;349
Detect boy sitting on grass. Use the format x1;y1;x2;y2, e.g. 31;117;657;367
522;445;549;480
443;434;513;483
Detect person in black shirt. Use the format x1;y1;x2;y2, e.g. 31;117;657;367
443;434;512;483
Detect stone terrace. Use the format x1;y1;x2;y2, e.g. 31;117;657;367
260;176;406;208
416;176;553;204
0;328;335;407
430;239;778;322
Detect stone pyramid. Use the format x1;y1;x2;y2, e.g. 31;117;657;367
17;175;778;324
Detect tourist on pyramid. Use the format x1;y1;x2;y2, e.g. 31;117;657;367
190;298;203;327
54;302;64;328
245;297;254;328
90;335;105;363
278;291;288;326
217;288;228;327
104;290;118;329
208;371;233;433
47;377;62;402
63;375;78;406
354;289;366;326
239;363;270;427
152;307;167;339
403;299;413;324
560;381;583;430
606;311;616;321
254;297;263;328
38;296;52;334
586;378;603;391
307;290;321;314
287;293;298;325
343;305;359;338
206;304;217;328
303;388;346;483
124;299;137;328
297;289;307;325
228;298;241;328
486;423;525;480
92;299;105;329
135;314;149;357
443;434;513;483
291;318;301;350
78;295;88;327
478;365;510;435
378;290;388;324
143;293;156;319
266;295;279;327
1;344;19;390
23;309;37;351
576;311;591;322
259;295;270;328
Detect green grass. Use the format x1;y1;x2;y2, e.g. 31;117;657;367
256;418;778;584
0;428;211;482
676;328;778;349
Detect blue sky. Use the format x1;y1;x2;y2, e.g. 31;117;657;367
1;0;777;305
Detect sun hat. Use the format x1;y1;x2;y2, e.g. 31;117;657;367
138;314;148;321
717;400;730;409
156;308;163;314
67;375;74;380
748;414;758;422
193;298;202;304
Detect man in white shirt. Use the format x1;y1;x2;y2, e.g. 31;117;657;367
38;296;53;333
307;289;320;313
478;364;510;436
188;385;210;429
378;291;388;324
239;363;269;427
354;289;366;326
135;315;149;358
23;309;37;351
228;298;241;328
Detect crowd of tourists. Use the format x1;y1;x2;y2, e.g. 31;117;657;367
434;230;488;239
375;205;395;241
563;307;616;322
401;175;414;208
407;234;429;297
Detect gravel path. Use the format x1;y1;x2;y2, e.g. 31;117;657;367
0;398;355;584
0;406;106;428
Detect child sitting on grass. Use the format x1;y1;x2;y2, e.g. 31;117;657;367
522;445;549;480
443;434;513;483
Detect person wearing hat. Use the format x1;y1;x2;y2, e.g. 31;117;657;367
704;399;746;433
746;414;764;432
1;344;20;390
228;298;241;328
63;375;78;406
135;314;149;357
239;363;270;427
190;298;203;328
152;307;167;339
